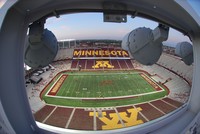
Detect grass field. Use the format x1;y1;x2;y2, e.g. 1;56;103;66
42;71;168;107
56;73;155;98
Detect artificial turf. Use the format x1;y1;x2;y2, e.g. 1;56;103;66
42;71;167;107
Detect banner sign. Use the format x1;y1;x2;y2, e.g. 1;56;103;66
73;49;130;59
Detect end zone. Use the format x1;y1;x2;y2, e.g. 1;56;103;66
47;75;68;96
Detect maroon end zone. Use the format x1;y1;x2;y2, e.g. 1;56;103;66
140;73;162;91
47;74;68;96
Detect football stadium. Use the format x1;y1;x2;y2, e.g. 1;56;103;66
1;1;200;134
26;40;191;130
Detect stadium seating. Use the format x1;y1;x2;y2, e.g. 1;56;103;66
25;44;193;131
86;60;95;69
118;60;128;69
69;47;133;70
54;48;74;61
70;59;135;70
157;53;193;82
71;60;78;68
125;59;134;68
134;55;191;103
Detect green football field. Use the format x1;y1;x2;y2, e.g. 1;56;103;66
56;73;155;97
42;71;168;107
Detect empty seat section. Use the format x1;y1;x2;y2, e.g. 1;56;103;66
86;60;95;69
118;60;128;69
125;60;134;68
110;60;120;69
71;60;78;68
78;60;86;69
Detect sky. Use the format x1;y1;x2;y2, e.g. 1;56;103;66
0;0;6;8
45;13;190;47
188;0;200;18
0;1;196;47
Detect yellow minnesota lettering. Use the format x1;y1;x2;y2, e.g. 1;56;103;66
122;50;129;56
117;51;122;55
92;50;99;56
73;50;81;56
105;50;110;56
85;50;91;56
73;49;129;57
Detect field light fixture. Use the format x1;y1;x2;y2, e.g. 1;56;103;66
24;20;58;68
122;24;169;65
175;42;193;65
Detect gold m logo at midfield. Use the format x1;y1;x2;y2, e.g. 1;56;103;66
89;108;143;130
92;61;114;69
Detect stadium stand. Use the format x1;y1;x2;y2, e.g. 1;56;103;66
70;47;132;70
25;41;192;131
134;53;192;103
34;97;182;130
157;53;193;83
54;48;74;61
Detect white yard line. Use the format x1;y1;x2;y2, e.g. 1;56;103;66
59;75;72;96
77;75;83;97
65;108;76;128
42;106;57;123
45;96;168;109
148;102;166;115
46;90;164;100
93;109;97;130
45;74;63;96
132;105;149;122
65;72;139;76
114;108;126;127
161;99;178;108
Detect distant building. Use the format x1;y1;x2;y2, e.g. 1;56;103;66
163;45;175;55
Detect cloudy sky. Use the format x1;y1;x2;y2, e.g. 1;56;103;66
45;13;190;47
